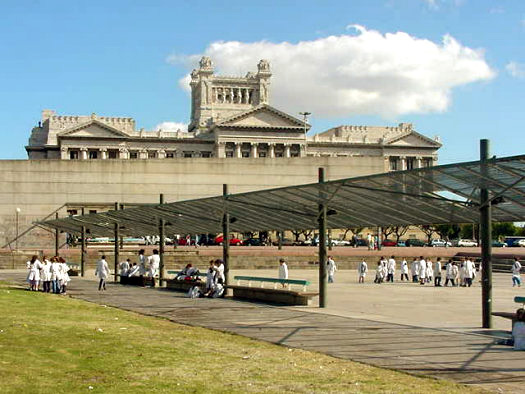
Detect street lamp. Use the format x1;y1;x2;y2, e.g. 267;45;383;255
15;207;20;251
299;112;311;135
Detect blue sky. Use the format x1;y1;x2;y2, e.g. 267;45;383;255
0;0;523;164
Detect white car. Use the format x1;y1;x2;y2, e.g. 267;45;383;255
330;239;351;246
518;239;525;247
430;239;451;247
458;239;478;247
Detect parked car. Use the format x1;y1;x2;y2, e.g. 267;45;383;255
355;238;368;247
382;239;397;247
518;239;525;247
458;239;478;247
491;240;507;248
396;240;406;247
430;239;452;247
244;238;263;246
330;239;351;246
272;238;295;246
405;239;426;247
214;235;243;246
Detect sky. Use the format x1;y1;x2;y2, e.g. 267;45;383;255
0;0;523;164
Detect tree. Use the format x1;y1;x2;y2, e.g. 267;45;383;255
382;226;395;240
434;224;460;241
392;226;409;242
418;225;436;243
492;222;516;239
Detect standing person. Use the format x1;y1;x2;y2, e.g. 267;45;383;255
445;260;457;287
386;256;396;283
95;255;110;291
367;233;372;251
434;257;442;287
138;249;146;287
58;257;70;294
358;260;368;283
419;256;427;285
464;258;475;287
374;262;384;284
41;256;52;293
400;259;409;281
147;249;160;287
214;259;225;285
50;257;61;294
27;255;43;291
426;258;433;284
512;257;522;287
278;258;288;288
411;258;419;283
326;256;337;283
119;258;130;280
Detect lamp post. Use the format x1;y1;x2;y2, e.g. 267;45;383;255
299;112;311;135
15;207;20;251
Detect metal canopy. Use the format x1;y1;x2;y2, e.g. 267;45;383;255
39;154;525;237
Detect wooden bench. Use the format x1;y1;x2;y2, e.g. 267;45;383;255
117;274;154;287
66;262;80;277
164;270;206;292
492;296;525;330
229;276;319;306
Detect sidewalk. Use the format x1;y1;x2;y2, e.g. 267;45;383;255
2;271;524;393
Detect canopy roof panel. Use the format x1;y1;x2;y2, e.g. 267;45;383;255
40;154;525;237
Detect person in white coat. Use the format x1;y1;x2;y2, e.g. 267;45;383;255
410;258;419;283
386;256;396;282
58;257;70;294
41;257;52;293
50;257;61;294
358;260;368;283
278;258;288;288
147;249;160;287
426;259;433;284
419;257;427;285
95;255;110;291
374;262;384;284
27;255;43;291
400;259;409;281
433;257;442;287
512;257;522;287
464;258;475;287
326;256;337;283
138;249;146;286
214;259;225;285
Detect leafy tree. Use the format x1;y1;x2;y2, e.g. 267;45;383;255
492;222;516;239
434;224;460;240
418;225;436;243
392;226;409;242
382;226;395;240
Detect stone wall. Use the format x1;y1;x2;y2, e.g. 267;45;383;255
0;156;383;248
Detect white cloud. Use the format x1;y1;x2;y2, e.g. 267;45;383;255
422;0;439;9
168;26;495;118
506;62;525;78
155;121;187;132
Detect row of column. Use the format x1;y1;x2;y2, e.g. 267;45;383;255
224;142;304;158
212;87;253;104
63;148;214;160
391;156;434;171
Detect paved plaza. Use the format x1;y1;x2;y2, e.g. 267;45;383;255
1;269;524;392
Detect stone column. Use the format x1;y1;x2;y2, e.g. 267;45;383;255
251;143;258;158
119;148;128;159
299;144;307;157
139;149;148;159
284;143;291;158
80;147;88;160
60;147;68;160
269;143;275;158
100;148;108;160
235;143;242;158
416;156;422;169
400;156;407;171
158;149;166;159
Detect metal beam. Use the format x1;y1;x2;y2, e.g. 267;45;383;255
480;140;493;329
318;168;327;308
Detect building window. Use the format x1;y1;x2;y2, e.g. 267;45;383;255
88;150;98;159
225;151;233;158
201;151;211;158
423;158;432;168
67;209;78;216
183;151;193;158
108;150;118;159
259;152;267;158
129;151;138;159
389;157;398;171
148;151;157;159
275;152;283;158
241;151;250;158
89;209;97;214
69;150;79;160
166;152;174;159
406;157;415;170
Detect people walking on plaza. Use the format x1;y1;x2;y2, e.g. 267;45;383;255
434;257;442;287
512;257;522;287
278;258;288;287
358;260;368;283
41;256;52;293
374;261;384;284
419;256;427;285
400;258;409;281
464;257;475;287
445;259;457;286
411;258;419;282
147;249;160;287
426;258;433;284
326;256;337;283
386;256;396;282
95;255;110;291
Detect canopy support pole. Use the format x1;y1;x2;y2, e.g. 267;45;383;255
114;202;119;283
159;194;165;286
80;207;86;277
55;212;59;256
223;184;230;286
480;139;493;328
318;168;327;308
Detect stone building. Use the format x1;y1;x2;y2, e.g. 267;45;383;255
25;56;441;171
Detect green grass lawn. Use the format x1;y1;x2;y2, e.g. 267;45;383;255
0;282;484;393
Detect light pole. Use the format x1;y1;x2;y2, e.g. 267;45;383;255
299;112;311;135
15;207;20;251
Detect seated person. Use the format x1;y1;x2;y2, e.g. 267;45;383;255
128;263;140;277
177;264;199;280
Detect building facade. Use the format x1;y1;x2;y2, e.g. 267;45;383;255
26;57;441;171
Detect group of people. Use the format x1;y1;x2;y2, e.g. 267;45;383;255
26;255;70;294
358;256;481;287
185;259;225;298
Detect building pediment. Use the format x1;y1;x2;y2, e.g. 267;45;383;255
57;120;129;139
214;104;308;130
385;131;441;148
